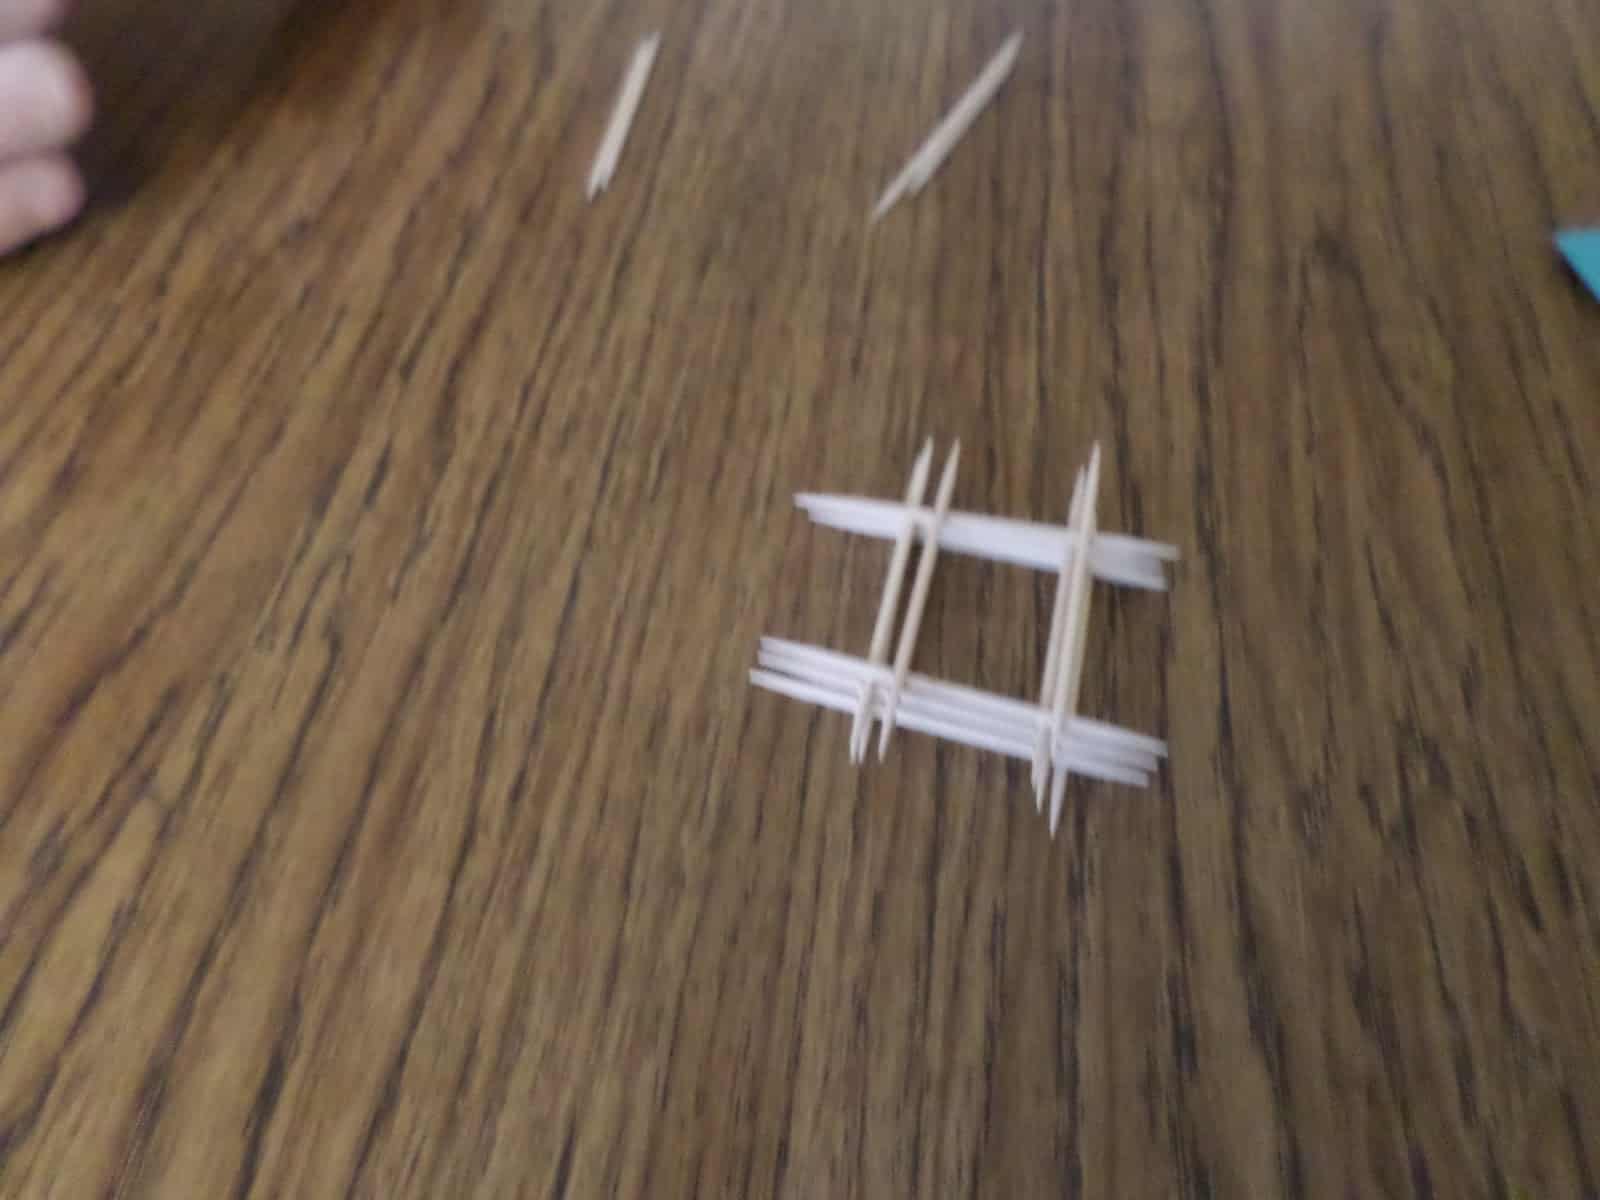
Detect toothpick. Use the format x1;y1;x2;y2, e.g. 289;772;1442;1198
1034;469;1086;806
749;665;1151;788
853;441;934;761
879;442;960;758
795;493;1174;589
758;638;1162;769
587;34;661;200
1048;444;1101;836
871;31;1022;221
758;637;1165;762
751;638;1160;787
1061;445;1103;724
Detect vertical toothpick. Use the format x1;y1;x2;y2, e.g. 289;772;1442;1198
853;441;935;762
871;31;1023;221
1034;468;1086;808
1061;446;1102;726
879;442;960;758
587;34;662;200
1047;444;1101;836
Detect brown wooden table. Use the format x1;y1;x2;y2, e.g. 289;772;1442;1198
1;0;1597;1194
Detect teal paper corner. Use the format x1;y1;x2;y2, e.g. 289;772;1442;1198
1557;228;1600;301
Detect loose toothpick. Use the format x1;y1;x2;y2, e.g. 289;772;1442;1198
872;31;1023;221
587;34;661;200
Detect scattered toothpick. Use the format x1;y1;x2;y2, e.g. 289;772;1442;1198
872;30;1023;221
587;34;662;200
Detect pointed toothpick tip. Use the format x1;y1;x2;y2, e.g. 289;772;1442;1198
934;443;961;499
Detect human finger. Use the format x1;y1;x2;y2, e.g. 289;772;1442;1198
0;152;83;256
0;0;71;41
0;39;92;161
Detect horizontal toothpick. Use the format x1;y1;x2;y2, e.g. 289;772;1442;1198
795;493;1175;589
752;638;1161;788
759;638;1165;762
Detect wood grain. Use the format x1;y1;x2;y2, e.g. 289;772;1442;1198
1;0;1598;1194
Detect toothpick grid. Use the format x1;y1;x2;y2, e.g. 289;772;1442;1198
750;440;1176;834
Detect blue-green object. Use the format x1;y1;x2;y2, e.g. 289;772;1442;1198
1557;229;1600;301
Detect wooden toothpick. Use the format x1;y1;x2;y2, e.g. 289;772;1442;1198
879;442;960;758
1047;443;1101;836
872;31;1023;221
1034;468;1087;807
853;440;935;762
587;34;661;199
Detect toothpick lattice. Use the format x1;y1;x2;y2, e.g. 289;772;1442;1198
751;439;1175;833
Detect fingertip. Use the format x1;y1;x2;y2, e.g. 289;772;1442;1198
0;0;72;40
33;156;84;227
0;39;94;154
33;0;72;33
37;39;94;142
0;156;85;257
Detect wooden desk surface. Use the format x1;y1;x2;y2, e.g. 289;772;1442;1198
1;0;1597;1194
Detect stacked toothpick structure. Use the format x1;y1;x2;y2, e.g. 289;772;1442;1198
751;440;1176;834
